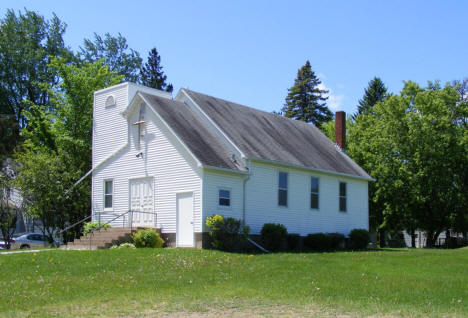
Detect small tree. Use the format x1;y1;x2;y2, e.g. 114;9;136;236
140;48;173;92
282;61;332;128
15;150;69;243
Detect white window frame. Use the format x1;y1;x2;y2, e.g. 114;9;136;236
278;171;288;207
339;181;347;212
310;176;319;210
218;187;232;209
103;179;114;211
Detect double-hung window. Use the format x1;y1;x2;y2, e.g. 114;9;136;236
104;180;113;209
339;182;347;212
310;177;319;209
219;189;231;207
278;172;288;206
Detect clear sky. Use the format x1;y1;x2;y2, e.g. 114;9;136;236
2;0;468;115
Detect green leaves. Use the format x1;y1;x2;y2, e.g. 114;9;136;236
348;81;468;247
15;58;121;242
0;9;71;156
79;32;142;83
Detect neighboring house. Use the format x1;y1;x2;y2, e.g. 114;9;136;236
1;159;27;234
91;82;372;248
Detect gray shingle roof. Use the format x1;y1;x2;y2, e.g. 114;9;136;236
184;89;371;179
140;92;243;171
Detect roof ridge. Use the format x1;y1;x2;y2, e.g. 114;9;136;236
185;89;326;132
184;89;372;180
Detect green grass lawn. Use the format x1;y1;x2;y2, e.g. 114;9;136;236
1;248;467;317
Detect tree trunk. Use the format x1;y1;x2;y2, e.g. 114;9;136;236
425;230;441;248
378;229;386;248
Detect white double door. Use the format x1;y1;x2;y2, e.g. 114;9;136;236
130;178;154;227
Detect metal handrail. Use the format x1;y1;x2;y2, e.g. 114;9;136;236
58;215;92;236
90;210;158;235
58;210;158;247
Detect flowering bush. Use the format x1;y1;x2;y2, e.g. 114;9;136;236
110;243;136;249
83;222;111;236
133;228;164;248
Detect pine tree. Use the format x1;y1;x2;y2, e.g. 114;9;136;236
140;48;173;92
355;77;387;117
281;61;332;128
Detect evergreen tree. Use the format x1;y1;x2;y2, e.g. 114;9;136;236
281;61;332;128
140;48;173;92
355;77;387;117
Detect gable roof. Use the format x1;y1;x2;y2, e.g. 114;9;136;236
139;92;245;172
183;89;371;180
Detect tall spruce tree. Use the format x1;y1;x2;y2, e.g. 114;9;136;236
282;61;332;128
140;48;173;92
355;77;387;117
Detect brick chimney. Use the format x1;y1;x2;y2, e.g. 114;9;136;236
335;111;346;151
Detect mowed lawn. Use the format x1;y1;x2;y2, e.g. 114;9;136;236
1;248;467;317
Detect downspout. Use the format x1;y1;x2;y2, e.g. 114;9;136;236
242;159;251;225
242;159;269;253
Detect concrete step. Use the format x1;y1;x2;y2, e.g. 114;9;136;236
63;227;159;250
79;230;135;240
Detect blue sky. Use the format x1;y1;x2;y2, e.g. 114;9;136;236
2;1;468;114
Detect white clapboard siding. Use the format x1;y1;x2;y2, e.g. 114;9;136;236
93;83;129;168
92;84;201;233
202;170;245;231
201;161;368;236
244;161;368;236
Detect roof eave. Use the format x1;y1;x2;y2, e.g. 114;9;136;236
202;165;249;175
249;157;375;182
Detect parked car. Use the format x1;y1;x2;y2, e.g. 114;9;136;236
10;233;59;249
0;238;15;249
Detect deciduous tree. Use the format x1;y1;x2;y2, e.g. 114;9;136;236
0;9;71;156
17;58;121;242
348;81;468;247
80;32;142;83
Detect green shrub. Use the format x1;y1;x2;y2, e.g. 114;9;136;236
328;233;346;249
205;214;250;251
132;229;164;248
349;229;370;250
287;233;301;251
261;223;287;252
304;233;329;251
387;231;406;248
83;222;111;236
303;233;345;251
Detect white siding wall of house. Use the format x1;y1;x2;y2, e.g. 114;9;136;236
244;161;368;236
202;161;368;237
202;170;245;231
92;85;202;233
